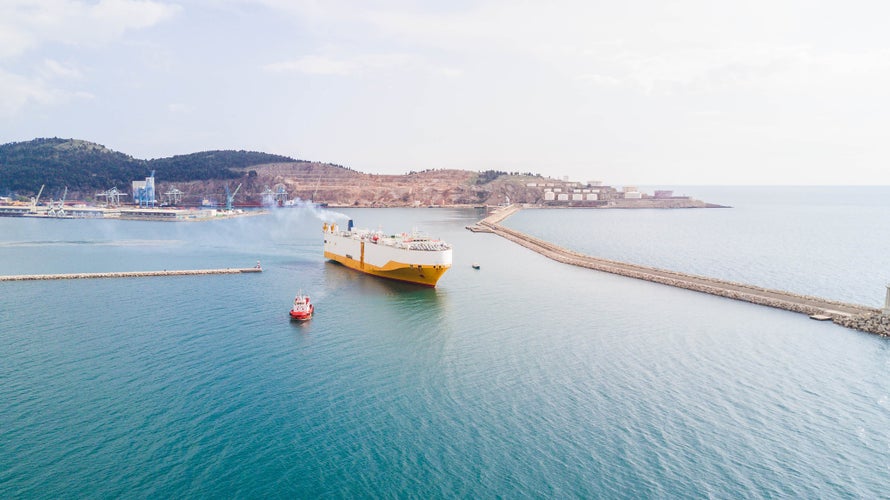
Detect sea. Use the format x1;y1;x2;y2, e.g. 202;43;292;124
1;186;889;498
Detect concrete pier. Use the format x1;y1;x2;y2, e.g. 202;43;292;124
477;206;889;336
0;267;262;281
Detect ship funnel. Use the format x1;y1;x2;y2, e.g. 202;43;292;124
348;219;354;232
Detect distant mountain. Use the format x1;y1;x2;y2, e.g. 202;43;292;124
0;138;299;196
0;137;581;207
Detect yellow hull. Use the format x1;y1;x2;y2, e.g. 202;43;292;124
324;251;450;287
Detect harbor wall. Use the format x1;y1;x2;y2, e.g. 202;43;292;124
478;206;888;337
0;268;262;281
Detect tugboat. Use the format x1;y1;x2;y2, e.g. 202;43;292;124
289;291;314;321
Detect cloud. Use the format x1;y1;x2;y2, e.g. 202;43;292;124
594;44;890;96
264;55;356;76
0;1;178;117
0;0;181;59
250;1;890;98
575;74;622;87
167;102;194;114
264;52;461;78
39;58;84;80
0;69;92;117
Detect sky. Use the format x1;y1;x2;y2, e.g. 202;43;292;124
2;0;890;185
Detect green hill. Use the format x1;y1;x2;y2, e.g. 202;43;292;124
0;138;298;196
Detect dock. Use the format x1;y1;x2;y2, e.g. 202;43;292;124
0;267;262;281
476;206;889;336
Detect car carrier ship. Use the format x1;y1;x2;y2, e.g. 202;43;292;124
323;220;452;287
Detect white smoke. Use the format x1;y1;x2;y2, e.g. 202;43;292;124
275;197;349;223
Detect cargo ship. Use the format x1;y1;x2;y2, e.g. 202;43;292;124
323;220;452;287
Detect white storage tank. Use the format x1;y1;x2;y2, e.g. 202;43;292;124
624;191;642;199
557;193;569;201
572;193;583;201
587;193;598;201
544;191;556;201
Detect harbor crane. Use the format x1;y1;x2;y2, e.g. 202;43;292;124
163;188;183;206
30;184;45;213
225;183;242;211
96;187;127;207
47;186;67;217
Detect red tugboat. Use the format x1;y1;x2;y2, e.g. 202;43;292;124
289;292;314;321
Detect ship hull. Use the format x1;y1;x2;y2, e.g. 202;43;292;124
323;229;452;287
324;250;449;286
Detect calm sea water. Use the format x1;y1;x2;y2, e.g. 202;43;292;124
2;187;889;498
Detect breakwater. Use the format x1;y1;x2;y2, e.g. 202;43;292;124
478;206;888;336
0;267;262;281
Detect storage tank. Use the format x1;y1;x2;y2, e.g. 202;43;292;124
544;191;556;201
587;193;598;201
572;193;583;201
557;193;569;201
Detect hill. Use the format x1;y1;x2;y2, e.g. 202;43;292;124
0;138;298;197
0;137;554;206
0;137;707;208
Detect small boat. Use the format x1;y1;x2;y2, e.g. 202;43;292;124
289;291;314;321
472;263;481;270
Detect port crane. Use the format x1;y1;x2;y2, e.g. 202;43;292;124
163;188;183;206
30;184;45;213
47;186;67;217
225;183;242;211
96;187;127;207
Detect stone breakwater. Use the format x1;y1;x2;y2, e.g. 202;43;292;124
0;267;262;281
834;313;890;336
479;206;889;337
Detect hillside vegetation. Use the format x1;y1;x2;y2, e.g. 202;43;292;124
0;138;297;195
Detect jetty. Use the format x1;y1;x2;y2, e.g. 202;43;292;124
0;267;262;281
476;205;889;336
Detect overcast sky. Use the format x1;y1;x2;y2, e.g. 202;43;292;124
2;0;889;185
